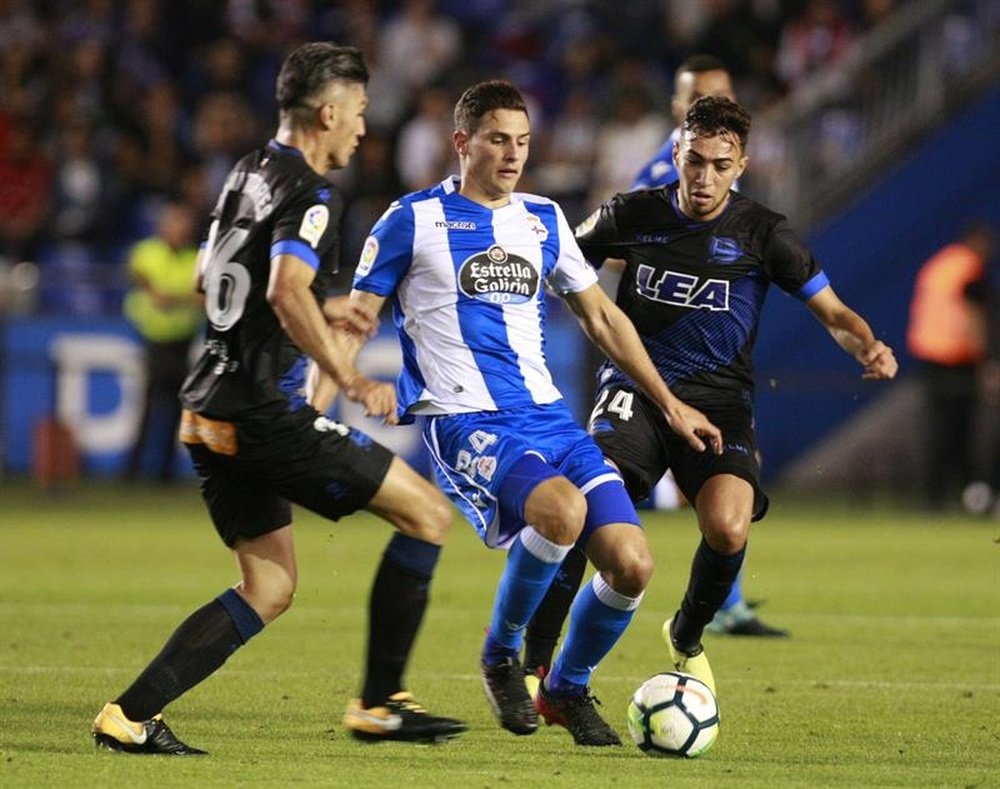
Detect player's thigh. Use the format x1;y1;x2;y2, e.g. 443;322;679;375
186;442;292;548
259;414;396;524
669;407;769;524
366;455;452;545
589;385;668;502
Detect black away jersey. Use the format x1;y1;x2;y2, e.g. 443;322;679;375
181;140;343;419
576;185;829;406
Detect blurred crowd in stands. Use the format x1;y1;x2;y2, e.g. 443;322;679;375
0;0;906;316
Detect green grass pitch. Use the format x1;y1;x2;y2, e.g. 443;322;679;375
1;482;998;787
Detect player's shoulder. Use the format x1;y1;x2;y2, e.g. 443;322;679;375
608;185;672;221
511;191;559;208
727;191;786;226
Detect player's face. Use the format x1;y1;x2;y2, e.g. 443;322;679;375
456;109;530;207
673;130;747;221
672;69;735;125
325;81;368;170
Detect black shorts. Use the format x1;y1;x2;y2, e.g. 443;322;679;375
589;384;769;521
182;407;395;547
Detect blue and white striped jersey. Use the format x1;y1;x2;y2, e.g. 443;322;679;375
353;176;598;420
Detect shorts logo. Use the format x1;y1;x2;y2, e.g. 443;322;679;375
357;235;379;276
458;245;538;305
525;213;548;241
313;416;350;436
299;204;329;249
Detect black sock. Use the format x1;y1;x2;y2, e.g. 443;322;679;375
361;535;440;708
524;546;587;675
674;538;746;652
116;593;262;721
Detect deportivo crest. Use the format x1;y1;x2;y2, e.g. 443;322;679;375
525;213;548;241
458;245;539;305
299;204;329;249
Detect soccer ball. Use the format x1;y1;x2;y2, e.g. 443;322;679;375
626;672;720;758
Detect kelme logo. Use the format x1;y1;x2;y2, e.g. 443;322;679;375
458;245;538;305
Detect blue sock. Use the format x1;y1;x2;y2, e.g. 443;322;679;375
546;574;642;696
483;527;571;665
720;570;744;612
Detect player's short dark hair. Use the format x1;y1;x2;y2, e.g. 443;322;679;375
682;95;751;151
676;54;730;78
454;80;528;134
276;42;368;112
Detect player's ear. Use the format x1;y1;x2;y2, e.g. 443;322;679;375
453;129;469;157
320;101;338;130
735;153;749;180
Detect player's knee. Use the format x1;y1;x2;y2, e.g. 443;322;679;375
242;575;296;622
530;479;586;545
605;539;654;597
412;490;453;545
703;515;749;555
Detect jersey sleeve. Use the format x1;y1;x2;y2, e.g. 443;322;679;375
270;186;343;272
546;203;599;294
631;139;678;190
762;217;829;300
352;201;416;296
574;195;629;268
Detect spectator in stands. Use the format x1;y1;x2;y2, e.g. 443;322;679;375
907;222;996;510
776;0;856;89
123;200;202;482
0;112;51;263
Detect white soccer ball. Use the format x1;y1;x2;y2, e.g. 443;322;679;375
626;671;720;758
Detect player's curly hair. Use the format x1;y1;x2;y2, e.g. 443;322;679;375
454;80;528;134
682;95;751;151
276;42;368;114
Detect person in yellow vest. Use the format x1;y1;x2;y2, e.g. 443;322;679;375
123;200;202;481
907;222;996;510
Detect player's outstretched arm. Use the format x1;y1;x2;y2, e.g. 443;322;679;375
805;286;898;380
562;283;723;454
267;253;397;422
307;295;381;411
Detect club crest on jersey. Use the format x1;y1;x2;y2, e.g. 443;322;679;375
635;263;729;311
299;204;329;249
709;236;742;264
458;245;538;305
525;213;548;241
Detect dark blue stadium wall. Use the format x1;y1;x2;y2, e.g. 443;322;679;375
753;82;1000;482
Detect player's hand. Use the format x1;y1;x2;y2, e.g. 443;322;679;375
323;295;379;337
344;375;398;425
858;340;897;380
662;401;723;454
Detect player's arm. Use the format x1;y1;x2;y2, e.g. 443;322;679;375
306;294;381;412
268;253;397;422
805;286;898;380
562;283;722;453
